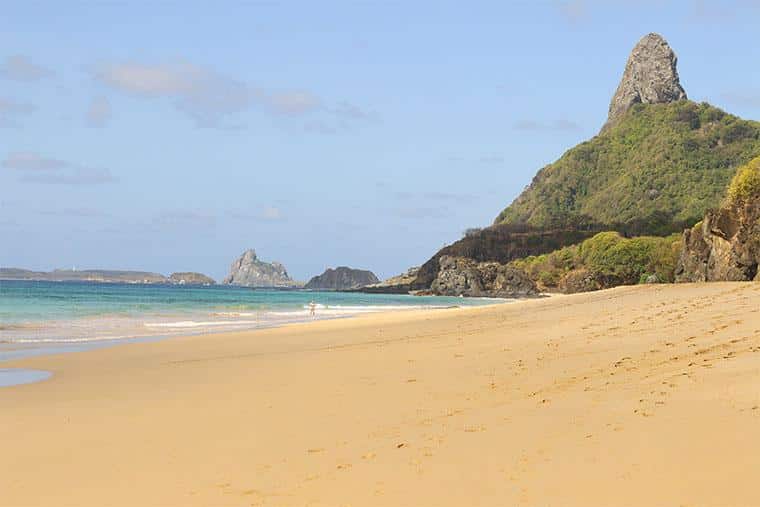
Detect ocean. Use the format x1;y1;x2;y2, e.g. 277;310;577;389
0;280;501;347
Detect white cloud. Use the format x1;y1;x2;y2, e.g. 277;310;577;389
0;98;35;127
332;100;377;121
152;210;216;228
20;167;116;185
265;90;321;115
3;152;66;171
86;96;112;127
38;207;107;217
262;206;283;220
95;62;204;96
3;151;116;185
93;60;375;130
95;62;250;127
556;0;588;24
0;55;53;81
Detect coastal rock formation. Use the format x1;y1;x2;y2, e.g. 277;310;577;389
676;157;760;282
360;266;420;294
168;272;215;285
603;33;687;131
222;249;298;287
304;266;379;290
676;206;760;282
412;225;594;290
429;256;538;297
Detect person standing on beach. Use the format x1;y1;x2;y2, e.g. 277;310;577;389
309;301;316;317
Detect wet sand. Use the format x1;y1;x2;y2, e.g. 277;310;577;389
2;282;760;506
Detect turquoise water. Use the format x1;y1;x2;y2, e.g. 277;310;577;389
0;280;501;344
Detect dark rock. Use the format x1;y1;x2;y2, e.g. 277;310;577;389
558;269;603;294
603;33;687;131
430;256;538;297
305;266;380;290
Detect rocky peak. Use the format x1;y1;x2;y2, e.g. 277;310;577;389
223;249;299;287
603;33;687;131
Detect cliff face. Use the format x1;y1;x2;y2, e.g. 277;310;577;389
603;33;687;131
676;157;760;282
305;267;379;290
168;272;215;285
429;256;538;298
222;249;298;288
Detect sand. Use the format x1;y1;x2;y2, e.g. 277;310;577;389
2;282;760;506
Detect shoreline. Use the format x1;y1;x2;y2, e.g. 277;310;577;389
3;282;759;506
0;298;518;387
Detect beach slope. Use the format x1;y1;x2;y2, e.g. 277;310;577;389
2;283;760;506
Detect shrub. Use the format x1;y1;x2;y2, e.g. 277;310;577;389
510;231;681;291
727;156;760;205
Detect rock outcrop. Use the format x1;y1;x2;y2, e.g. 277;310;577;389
676;157;760;282
676;206;760;282
222;249;298;287
360;266;420;294
412;225;595;290
558;269;603;294
304;266;379;290
603;33;687;131
429;256;538;297
169;272;215;285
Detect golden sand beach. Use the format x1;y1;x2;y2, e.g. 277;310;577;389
2;282;760;506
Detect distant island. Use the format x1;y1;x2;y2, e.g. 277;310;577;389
0;268;216;285
222;249;303;288
304;266;379;290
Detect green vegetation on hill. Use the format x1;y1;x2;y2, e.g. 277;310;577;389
510;231;681;292
495;101;760;234
726;155;760;205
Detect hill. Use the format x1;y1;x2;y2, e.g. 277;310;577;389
495;100;760;232
401;33;760;295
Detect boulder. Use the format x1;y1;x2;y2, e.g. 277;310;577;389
558;269;603;294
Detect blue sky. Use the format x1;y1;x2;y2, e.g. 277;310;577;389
2;1;760;281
